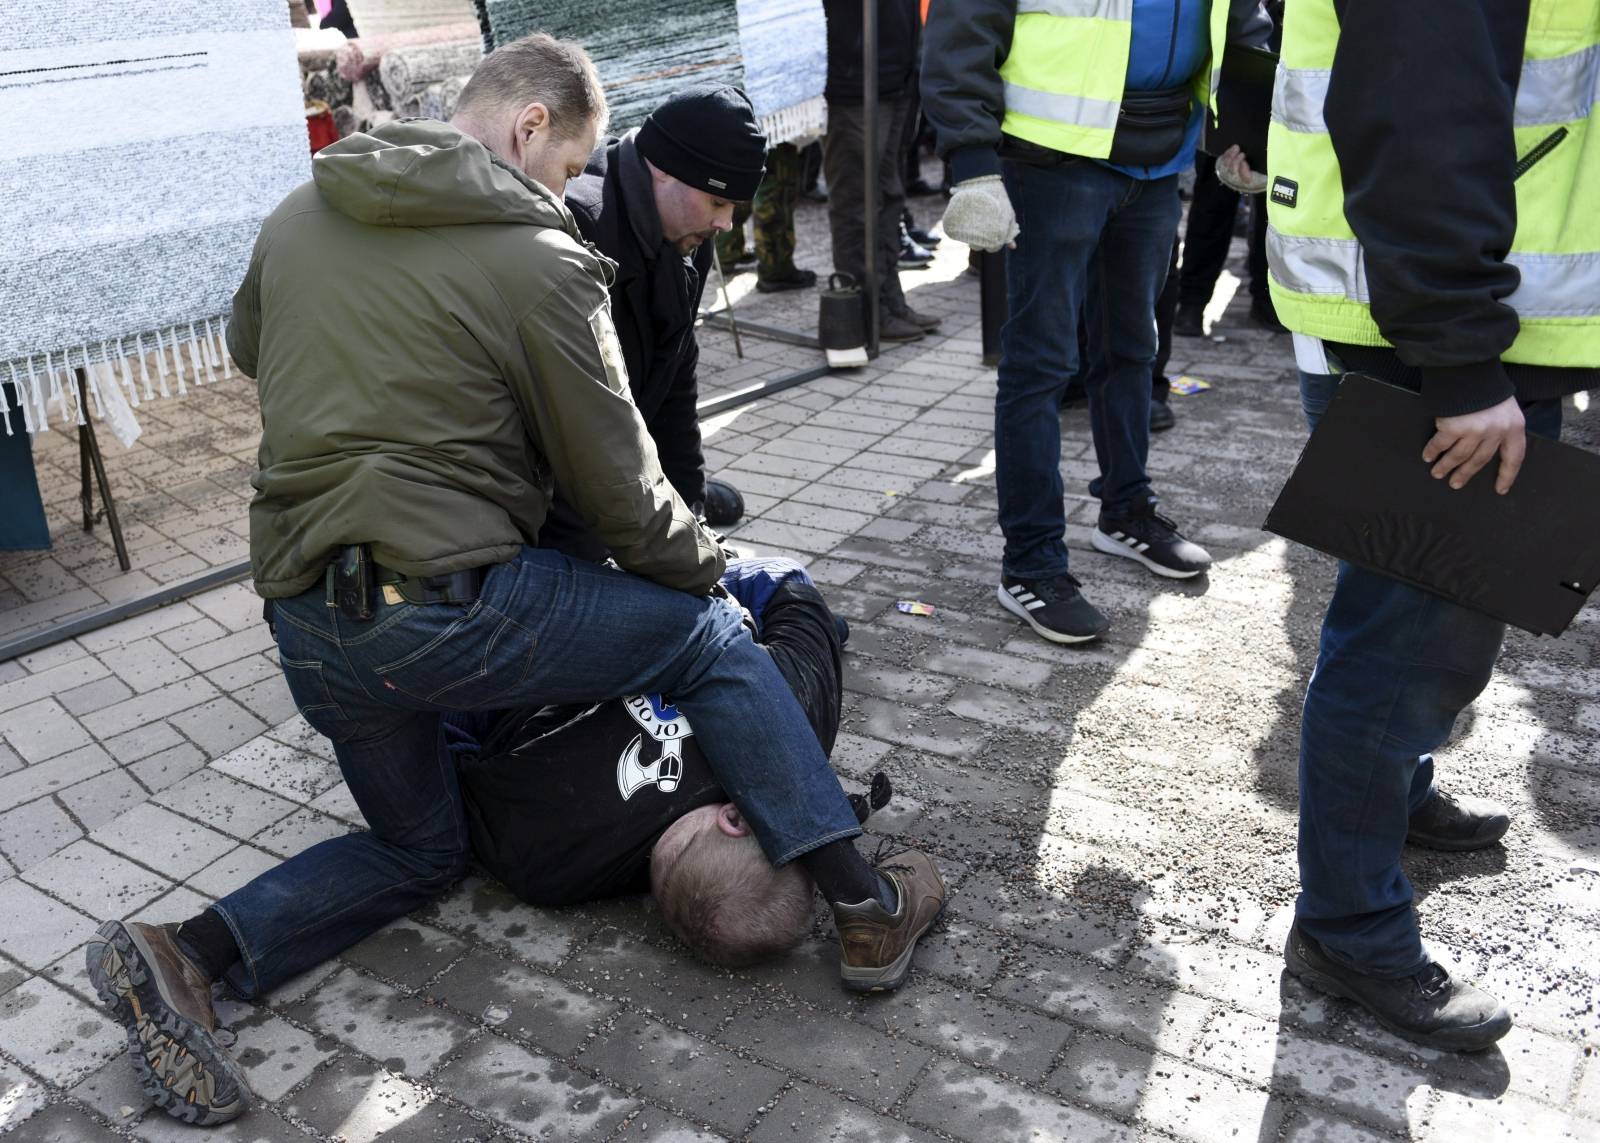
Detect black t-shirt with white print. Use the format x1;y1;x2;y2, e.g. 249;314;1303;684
457;579;842;906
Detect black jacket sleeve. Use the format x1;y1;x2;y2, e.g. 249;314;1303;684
1325;0;1528;417
920;0;1017;183
650;336;707;508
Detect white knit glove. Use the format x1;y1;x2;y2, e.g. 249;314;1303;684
940;175;1020;252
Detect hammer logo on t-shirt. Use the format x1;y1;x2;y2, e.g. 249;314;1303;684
617;694;696;800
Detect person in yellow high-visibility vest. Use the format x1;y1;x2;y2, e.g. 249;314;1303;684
921;0;1270;645
1243;0;1598;1052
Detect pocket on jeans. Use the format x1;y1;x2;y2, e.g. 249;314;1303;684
373;601;537;708
279;655;348;723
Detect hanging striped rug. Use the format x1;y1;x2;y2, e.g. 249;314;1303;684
0;1;309;438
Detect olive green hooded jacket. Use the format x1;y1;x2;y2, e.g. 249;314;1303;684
229;119;724;599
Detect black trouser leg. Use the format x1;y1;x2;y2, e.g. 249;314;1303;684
1177;154;1241;310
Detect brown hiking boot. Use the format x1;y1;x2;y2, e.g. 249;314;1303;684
831;847;947;992
86;920;252;1126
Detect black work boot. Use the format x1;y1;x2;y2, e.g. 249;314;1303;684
1284;923;1511;1052
1406;789;1511;851
86;921;252;1125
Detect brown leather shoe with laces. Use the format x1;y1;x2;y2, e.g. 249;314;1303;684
86;920;252;1125
831;847;947;992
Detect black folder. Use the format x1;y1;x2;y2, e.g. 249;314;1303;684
1203;44;1278;167
1264;374;1600;636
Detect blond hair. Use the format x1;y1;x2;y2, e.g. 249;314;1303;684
455;32;609;138
651;828;815;968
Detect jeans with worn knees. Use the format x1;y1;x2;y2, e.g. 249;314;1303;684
996;158;1181;580
1294;370;1562;975
213;547;861;997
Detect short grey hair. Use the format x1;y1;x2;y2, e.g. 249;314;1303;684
455;32;609;139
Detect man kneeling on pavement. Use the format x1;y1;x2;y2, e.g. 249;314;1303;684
83;34;946;1129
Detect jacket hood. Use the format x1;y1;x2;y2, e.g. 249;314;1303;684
312;119;576;234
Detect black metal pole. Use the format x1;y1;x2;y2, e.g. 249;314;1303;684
862;0;880;357
76;367;131;571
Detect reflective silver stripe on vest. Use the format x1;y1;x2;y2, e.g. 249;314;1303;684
1004;81;1120;132
1273;44;1599;133
1269;228;1600;318
1519;43;1600;125
1017;0;1132;18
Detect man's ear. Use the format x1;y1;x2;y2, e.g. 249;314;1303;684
716;803;748;837
511;101;552;153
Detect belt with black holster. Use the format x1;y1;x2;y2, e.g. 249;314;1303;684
324;543;486;621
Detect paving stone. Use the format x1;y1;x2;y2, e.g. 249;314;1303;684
0;881;96;969
190;583;270;634
102;721;186;764
81;676;219;740
99;637;195;695
283;1054;493;1143
723;1001;932;1107
211;736;340;802
902;1056;1136;1143
74;601;202;653
152;769;296;841
1421;1089;1592;1141
870;980;1070;1081
431;1032;635;1139
0;655;111;716
750;1081;943;1143
0;974;123;1086
90;802;237;881
180;626;275;674
2;697;96;764
341;922;472;990
68;1054;154;1124
1;1101;125;1141
558;930;763;1037
0;1055;50;1133
286;966;476;1077
993;956;1213;1056
226;1005;339;1101
1278;1107;1402;1143
0;794;84;870
155;616;229;654
128;742;209;792
427;950;617;1056
130;1105;312;1142
22;839;173;919
253;807;352;858
735;938;865;1017
56;768;149;831
167;696;268;759
577;1012;783;1136
185;843;281;900
419;876;593;968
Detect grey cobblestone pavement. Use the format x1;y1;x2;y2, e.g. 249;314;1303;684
2;209;1598;1142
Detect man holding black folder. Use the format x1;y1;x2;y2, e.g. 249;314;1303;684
1263;0;1599;1051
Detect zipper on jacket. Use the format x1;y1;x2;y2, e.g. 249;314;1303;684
1513;126;1568;182
1160;0;1183;88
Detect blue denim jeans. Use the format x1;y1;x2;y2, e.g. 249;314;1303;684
213;548;861;997
1295;371;1562;976
996;158;1181;579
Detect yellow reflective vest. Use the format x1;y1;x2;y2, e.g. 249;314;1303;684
1265;0;1600;368
999;0;1233;158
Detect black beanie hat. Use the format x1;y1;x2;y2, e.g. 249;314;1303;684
635;83;767;201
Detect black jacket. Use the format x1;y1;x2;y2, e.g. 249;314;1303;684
823;0;921;104
1318;0;1595;415
542;133;711;559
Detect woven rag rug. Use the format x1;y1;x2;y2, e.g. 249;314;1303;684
0;1;309;442
475;0;826;142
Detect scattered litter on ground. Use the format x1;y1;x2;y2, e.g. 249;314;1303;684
896;600;936;616
1170;376;1214;395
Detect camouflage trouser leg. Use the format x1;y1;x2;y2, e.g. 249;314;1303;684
716;201;753;266
754;143;802;281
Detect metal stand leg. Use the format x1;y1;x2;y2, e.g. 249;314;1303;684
75;367;131;572
710;247;744;359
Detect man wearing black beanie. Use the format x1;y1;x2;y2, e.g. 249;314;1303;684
539;84;768;560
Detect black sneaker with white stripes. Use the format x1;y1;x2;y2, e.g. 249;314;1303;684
997;573;1109;644
1092;501;1212;579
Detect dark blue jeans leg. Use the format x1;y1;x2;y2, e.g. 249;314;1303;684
1083;174;1181;513
1293;371;1563;975
995;158;1115;580
216;548;861;997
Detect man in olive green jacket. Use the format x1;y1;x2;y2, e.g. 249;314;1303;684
82;36;945;1130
